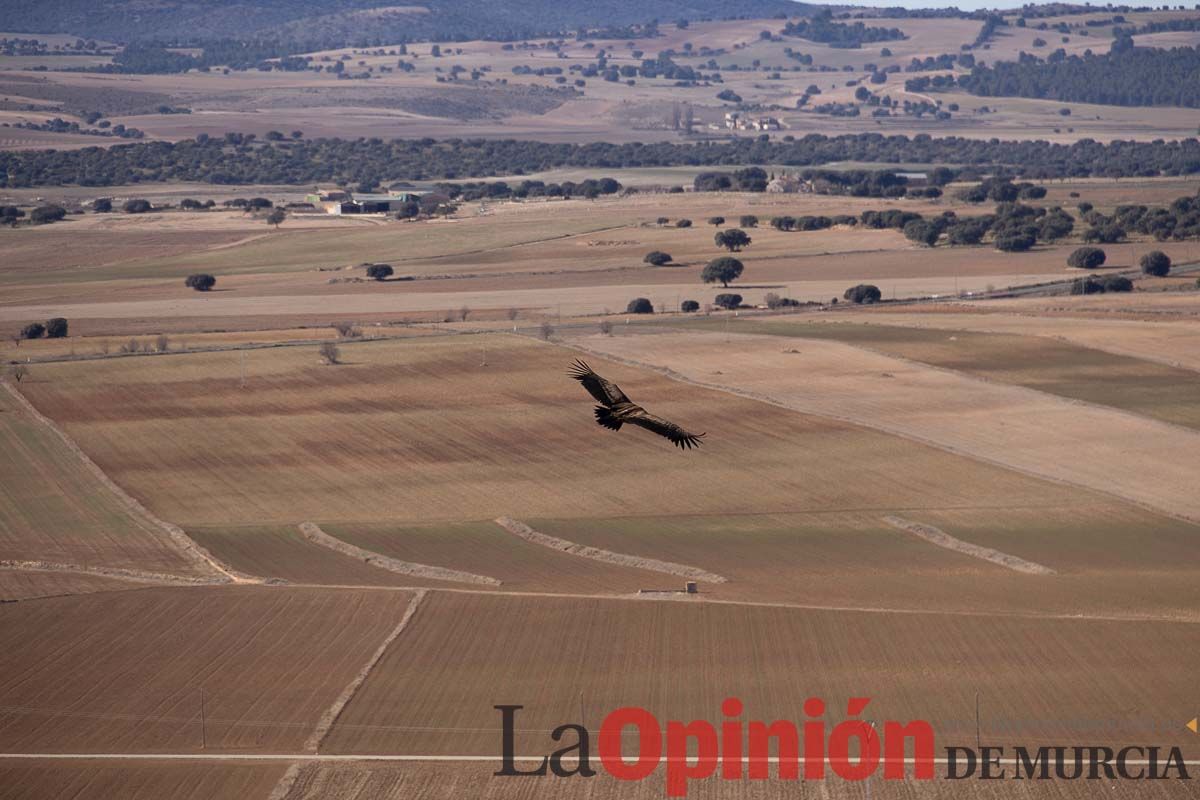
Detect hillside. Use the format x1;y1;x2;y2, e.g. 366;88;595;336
1;0;809;44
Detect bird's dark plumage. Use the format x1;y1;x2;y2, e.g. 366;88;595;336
568;359;705;450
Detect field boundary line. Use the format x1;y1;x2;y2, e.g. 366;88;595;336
881;517;1056;575
493;517;727;583
0;380;252;584
0;560;224;586
304;589;428;753
266;761;303;800
561;337;1200;527
298;523;501;586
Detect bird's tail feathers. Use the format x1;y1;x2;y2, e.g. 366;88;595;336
594;405;622;431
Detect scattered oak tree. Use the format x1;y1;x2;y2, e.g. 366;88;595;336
20;322;46;339
44;317;68;338
318;341;341;365
266;208;287;228
643;251;672;266
626;297;654;314
702;256;744;288
366;264;394;281
714;228;751;252
708;216;725;227
713;293;743;310
1067;246;1106;269
681;300;700;312
844;284;882;304
740;215;758;228
1140;250;1171;277
675;218;692;228
185;273;216;291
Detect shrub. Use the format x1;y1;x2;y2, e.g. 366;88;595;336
643;251;672;266
30;205;67;225
1140;250;1171;277
656;217;669;225
598;319;613;335
739;215;758;228
714;228;751;252
713;293;743;310
185;274;216;291
20;322;46;339
702;256;744;287
366;264;394;280
995;233;1035;252
844;284;882;304
1101;275;1133;292
318;341;340;365
123;199;152;214
44;318;68;338
681;300;700;312
92;198;112;213
1067;247;1106;269
903;219;941;247
626;297;654;314
708;216;725;226
675;218;692;228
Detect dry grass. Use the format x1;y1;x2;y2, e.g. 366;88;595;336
0;585;412;753
321;591;1200;757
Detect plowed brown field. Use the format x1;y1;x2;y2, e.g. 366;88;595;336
0;759;286;800
0;586;411;753
321;592;1200;758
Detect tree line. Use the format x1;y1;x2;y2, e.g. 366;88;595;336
6;133;1200;189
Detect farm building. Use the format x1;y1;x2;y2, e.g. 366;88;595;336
305;189;423;215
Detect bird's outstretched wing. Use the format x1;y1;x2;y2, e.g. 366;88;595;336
626;412;706;450
567;359;630;407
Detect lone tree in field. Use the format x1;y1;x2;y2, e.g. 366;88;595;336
739;214;758;228
643;251;672;266
844;284;883;304
708;216;725;227
20;322;46;339
366;264;394;281
185;274;216;291
626;298;654;314
681;300;700;312
266;208;287;229
702;256;744;288
1067;247;1106;269
44;318;68;338
9;364;28;383
713;293;743;310
319;341;341;365
714;228;751;252
1140;250;1171;277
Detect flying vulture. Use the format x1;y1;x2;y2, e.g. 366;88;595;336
568;359;705;450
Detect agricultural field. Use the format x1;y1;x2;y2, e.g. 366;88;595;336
319;591;1200;757
0;585;413;752
0;760;286;800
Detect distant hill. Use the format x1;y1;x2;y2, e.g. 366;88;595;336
4;0;811;44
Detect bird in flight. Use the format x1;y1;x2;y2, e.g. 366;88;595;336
568;359;705;450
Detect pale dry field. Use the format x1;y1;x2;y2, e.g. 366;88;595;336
12;334;1102;528
0;381;206;576
569;329;1200;524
